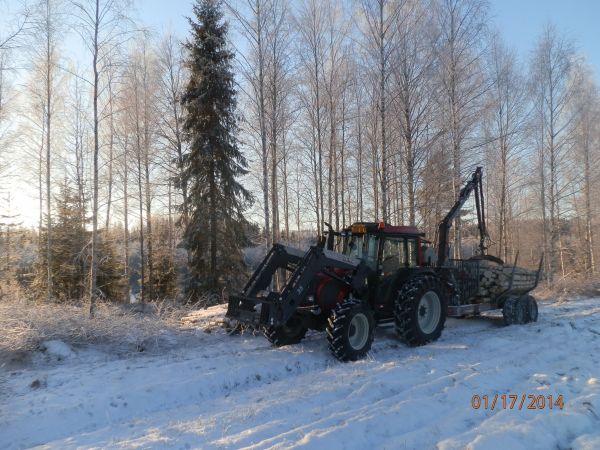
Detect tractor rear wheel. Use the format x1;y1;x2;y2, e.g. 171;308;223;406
394;276;447;346
265;315;308;347
327;299;375;362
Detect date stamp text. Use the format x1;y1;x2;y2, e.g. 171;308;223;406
471;394;564;411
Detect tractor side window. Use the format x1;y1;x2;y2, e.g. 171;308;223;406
365;235;379;270
382;238;405;274
345;234;364;259
407;238;417;267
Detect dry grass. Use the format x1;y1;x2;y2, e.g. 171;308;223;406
534;277;600;302
0;298;197;362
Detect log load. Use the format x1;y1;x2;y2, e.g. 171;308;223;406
464;258;538;300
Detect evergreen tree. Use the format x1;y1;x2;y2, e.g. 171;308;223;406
32;181;124;302
33;181;87;301
181;0;251;298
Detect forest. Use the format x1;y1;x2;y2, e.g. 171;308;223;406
0;0;598;307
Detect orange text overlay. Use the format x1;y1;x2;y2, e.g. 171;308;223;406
471;394;564;411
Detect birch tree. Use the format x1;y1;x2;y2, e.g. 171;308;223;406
358;0;402;222
157;32;188;231
30;0;62;301
70;0;130;314
530;24;577;281
435;0;488;257
570;63;599;276
295;0;327;235
392;0;440;226
229;0;272;247
483;33;528;261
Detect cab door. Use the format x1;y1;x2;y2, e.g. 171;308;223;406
373;235;420;317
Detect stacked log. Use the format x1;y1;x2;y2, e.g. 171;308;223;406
465;259;537;299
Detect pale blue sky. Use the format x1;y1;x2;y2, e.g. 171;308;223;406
490;0;600;75
136;0;600;77
2;0;598;75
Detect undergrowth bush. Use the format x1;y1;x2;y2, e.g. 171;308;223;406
0;298;198;362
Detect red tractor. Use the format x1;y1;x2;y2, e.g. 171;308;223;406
227;167;542;361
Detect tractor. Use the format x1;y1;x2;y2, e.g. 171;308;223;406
226;167;542;361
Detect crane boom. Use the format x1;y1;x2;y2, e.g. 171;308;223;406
437;167;487;267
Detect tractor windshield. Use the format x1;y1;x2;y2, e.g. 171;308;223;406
344;233;379;269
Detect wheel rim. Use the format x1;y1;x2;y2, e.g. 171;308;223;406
348;313;369;350
417;291;441;334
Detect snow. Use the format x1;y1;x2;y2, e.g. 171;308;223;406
1;298;600;449
38;340;75;361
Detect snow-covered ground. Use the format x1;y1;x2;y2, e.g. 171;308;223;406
1;297;600;450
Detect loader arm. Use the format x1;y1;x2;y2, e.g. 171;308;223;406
227;244;371;327
437;166;488;267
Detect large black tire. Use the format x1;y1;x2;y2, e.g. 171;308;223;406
264;315;308;347
327;299;375;362
395;276;447;346
503;295;537;325
502;296;526;325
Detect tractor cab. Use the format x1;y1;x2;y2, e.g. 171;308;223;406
338;222;431;318
341;222;428;274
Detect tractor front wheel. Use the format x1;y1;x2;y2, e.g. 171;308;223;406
264;315;308;347
327;299;375;362
395;276;447;346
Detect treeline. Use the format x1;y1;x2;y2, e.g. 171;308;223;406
0;0;197;305
230;0;599;281
0;0;598;306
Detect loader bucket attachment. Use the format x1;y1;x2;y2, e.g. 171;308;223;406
227;244;364;328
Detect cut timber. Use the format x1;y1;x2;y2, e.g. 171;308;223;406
464;258;538;301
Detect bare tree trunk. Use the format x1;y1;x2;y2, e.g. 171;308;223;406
136;131;144;303
255;0;271;249
105;67;115;229
378;0;388;222
282;133;290;242
143;58;154;298
583;129;595;275
38;117;45;248
123;137;129;303
144;143;153;297
89;0;100;316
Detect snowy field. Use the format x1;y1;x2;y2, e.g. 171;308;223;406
1;297;600;450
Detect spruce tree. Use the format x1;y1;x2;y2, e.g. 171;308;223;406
181;0;251;298
33;181;87;301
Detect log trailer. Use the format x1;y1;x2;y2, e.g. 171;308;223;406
227;167;542;361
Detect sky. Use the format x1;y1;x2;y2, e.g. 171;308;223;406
136;0;600;76
490;0;600;75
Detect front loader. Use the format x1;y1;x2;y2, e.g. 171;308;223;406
227;167;542;362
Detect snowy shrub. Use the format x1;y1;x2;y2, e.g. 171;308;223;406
0;298;196;360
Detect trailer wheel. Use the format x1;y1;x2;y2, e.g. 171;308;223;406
264;315;307;347
524;295;538;323
327;299;375;362
394;276;447;346
502;296;526;325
